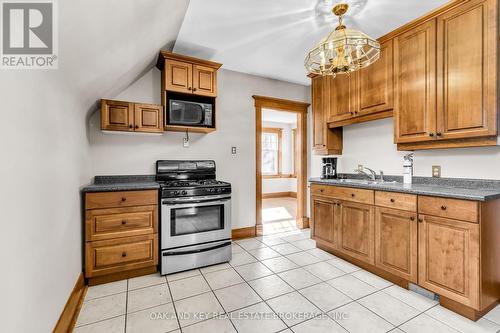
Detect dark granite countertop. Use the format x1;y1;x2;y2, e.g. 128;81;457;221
82;175;160;193
309;175;500;201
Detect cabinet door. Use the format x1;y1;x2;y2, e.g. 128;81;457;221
101;99;134;131
311;196;338;246
134;103;164;133
358;40;394;117
193;65;217;97
338;201;375;265
418;215;480;308
312;76;328;151
436;0;497;140
375;207;417;282
165;59;193;94
394;20;437;143
329;73;357;123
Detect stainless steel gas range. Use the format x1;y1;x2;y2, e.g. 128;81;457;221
156;160;232;275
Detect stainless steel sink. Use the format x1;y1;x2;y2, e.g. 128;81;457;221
337;179;398;185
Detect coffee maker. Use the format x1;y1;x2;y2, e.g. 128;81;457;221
321;157;338;179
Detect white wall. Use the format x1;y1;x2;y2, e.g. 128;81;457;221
89;68;310;229
311;117;500;179
0;1;189;332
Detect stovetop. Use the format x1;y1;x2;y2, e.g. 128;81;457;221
159;179;230;188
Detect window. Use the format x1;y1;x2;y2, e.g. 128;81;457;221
262;128;282;176
292;128;298;177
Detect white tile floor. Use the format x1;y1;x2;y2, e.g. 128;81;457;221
74;228;500;333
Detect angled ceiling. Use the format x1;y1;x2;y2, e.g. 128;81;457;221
174;0;449;85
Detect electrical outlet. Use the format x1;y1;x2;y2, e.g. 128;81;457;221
358;164;363;171
183;137;189;148
432;165;441;178
231;147;237;154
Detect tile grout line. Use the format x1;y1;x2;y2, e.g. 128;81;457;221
164;274;183;332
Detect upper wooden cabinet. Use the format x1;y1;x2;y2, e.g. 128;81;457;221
311;76;343;155
394;0;498;150
101;99;163;133
157;51;221;98
358;40;394;118
325;39;394;128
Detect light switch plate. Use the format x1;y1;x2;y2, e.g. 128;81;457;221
231;147;237;154
432;165;441;178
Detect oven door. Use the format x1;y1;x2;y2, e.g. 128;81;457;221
161;195;231;249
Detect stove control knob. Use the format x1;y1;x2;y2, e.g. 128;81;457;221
181;190;187;195
217;188;222;193
173;191;179;195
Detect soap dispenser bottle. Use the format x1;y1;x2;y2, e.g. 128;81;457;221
403;153;414;184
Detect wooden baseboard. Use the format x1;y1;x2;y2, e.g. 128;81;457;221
296;217;309;229
232;226;256;240
88;266;157;286
53;272;87;333
262;192;297;199
440;296;498;321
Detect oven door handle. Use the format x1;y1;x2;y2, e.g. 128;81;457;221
162;197;230;206
162;241;231;256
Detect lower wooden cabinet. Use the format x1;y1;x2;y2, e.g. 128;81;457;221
84;190;159;284
337;201;375;265
418;214;480;308
375;207;417;282
311;196;338;245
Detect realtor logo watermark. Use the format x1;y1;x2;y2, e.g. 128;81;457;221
1;0;58;69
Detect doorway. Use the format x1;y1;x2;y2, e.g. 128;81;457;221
253;95;310;236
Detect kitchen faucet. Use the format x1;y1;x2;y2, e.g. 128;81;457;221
355;165;377;181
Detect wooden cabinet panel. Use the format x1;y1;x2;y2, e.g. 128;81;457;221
312;77;343;155
436;0;497;140
134;103;163;133
86;234;158;278
338;201;375;265
358;40;394;116
418;215;480;308
394;20;437;143
86;205;158;241
375;191;417;212
193;65;217;97
418;196;478;223
311;196;338;245
85;190;158;210
311;185;374;205
375;207;418;282
165;59;193;94
101;100;134;131
328;73;358;123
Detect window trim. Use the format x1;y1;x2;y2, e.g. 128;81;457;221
262;127;282;178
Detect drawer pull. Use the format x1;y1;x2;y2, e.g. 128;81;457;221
410;216;415;221
121;220;127;225
390;198;395;203
121;252;127;257
351;193;355;197
441;205;447;210
121;197;126;202
320;189;324;192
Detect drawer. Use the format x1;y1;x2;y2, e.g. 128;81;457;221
85;190;158;209
375;191;417;211
85;234;158;277
418;196;478;223
86;205;158;241
311;184;374;204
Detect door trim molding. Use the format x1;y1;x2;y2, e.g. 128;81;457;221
253;95;310;236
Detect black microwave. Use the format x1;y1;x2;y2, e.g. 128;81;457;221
167;99;214;127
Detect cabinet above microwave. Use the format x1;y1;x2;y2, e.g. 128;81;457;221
157;51;222;133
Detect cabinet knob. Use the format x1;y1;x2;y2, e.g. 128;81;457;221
410;216;415;221
193;88;197;92
390;198;395;203
135;125;139;129
121;197;126;202
121;220;127;225
436;132;442;136
129;125;133;128
351;193;355;197
188;87;192;90
121;252;127;257
320;189;324;192
429;133;434;137
441;205;447;210
418;218;423;223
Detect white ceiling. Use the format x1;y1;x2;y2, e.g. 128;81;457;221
262;109;298;124
174;0;449;85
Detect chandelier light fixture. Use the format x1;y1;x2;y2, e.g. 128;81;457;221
305;3;380;77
